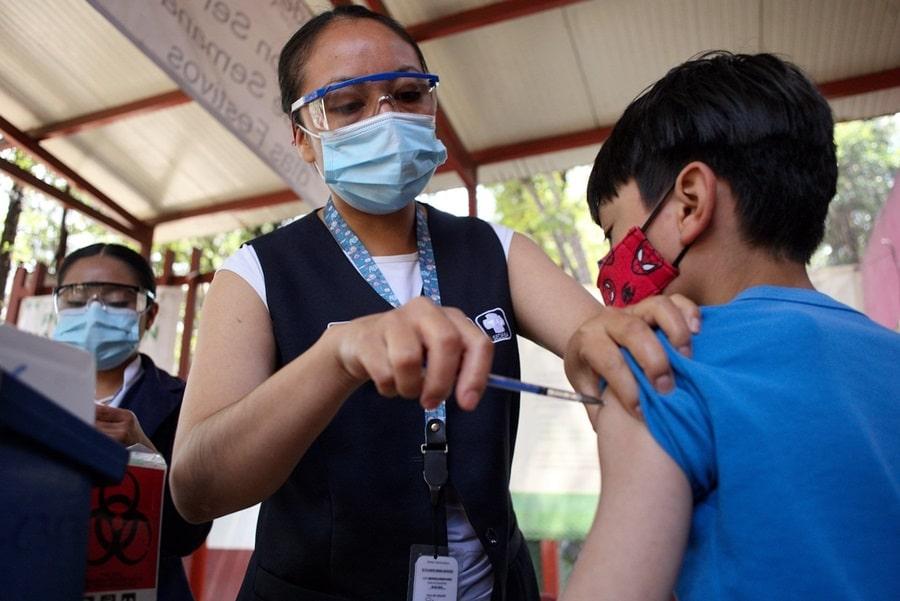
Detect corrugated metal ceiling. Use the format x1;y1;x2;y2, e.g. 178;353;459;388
1;0;898;243
409;0;900;191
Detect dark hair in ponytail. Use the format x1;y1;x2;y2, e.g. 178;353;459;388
278;5;428;125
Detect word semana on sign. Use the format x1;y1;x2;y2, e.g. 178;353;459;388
88;0;329;205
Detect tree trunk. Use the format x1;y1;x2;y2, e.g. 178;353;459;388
830;204;859;264
520;178;577;276
0;184;24;308
546;172;593;284
54;207;69;274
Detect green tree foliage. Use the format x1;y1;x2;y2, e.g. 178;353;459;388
490;167;607;284
489;115;900;275
151;222;281;276
0;149;125;291
823;115;900;265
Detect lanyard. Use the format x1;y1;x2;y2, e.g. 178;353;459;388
324;200;450;547
323;199;446;421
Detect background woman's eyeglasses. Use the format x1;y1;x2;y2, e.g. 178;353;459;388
53;282;155;313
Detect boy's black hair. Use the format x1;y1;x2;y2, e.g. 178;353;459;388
279;5;428;127
587;51;837;263
58;243;156;297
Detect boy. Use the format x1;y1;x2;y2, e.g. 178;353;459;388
562;52;900;600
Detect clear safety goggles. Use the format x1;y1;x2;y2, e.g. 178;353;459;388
53;282;155;313
291;71;439;134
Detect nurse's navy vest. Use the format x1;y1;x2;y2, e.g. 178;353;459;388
238;205;536;601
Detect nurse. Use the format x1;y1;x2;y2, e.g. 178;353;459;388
53;243;211;601
171;6;697;600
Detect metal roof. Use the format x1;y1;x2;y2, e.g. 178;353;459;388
1;0;898;245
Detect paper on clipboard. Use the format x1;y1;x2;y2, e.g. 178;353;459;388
0;323;95;424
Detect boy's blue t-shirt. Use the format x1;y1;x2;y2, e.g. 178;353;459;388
628;286;900;600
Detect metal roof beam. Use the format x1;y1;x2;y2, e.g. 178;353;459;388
436;108;477;189
0;157;138;240
330;0;588;42
407;0;590;42
149;189;299;225
817;66;900;100
27;90;191;141
464;66;900;168
468;126;613;167
0;113;148;233
364;1;390;14
347;1;478;188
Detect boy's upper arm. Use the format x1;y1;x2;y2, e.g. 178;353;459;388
625;346;718;500
563;394;695;601
564;339;720;601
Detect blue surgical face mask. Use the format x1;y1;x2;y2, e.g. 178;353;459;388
52;302;141;370
319;112;448;215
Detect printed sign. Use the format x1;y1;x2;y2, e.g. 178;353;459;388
141;286;185;374
87;0;329;205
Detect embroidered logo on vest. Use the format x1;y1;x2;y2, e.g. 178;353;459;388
475;308;512;343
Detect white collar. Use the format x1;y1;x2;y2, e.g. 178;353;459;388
96;355;144;408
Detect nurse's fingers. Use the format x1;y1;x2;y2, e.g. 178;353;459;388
445;308;493;411
408;299;464;409
336;313;399;398
564;317;640;415
626;294;699;357
384;312;426;400
335;299;493;410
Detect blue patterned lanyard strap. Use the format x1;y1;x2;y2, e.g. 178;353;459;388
323;199;446;423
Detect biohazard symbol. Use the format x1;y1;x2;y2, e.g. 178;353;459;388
88;471;153;566
631;239;664;275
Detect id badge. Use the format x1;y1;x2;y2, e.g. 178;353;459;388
407;544;458;601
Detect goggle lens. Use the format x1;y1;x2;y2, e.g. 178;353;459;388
298;73;438;132
54;282;153;313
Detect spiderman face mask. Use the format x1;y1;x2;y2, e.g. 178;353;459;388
596;184;689;307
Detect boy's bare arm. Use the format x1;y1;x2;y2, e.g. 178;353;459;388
561;392;693;601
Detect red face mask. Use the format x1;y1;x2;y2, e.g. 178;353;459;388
596;186;689;307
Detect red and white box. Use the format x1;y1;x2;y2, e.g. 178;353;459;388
84;447;166;601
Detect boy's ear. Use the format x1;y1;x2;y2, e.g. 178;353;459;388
674;161;717;246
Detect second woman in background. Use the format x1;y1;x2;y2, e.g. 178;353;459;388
53;243;210;601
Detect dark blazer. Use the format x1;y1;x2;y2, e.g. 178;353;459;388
119;353;212;601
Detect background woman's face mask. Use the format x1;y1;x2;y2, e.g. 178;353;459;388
53;301;141;370
318;112;447;214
